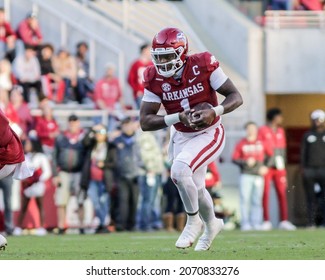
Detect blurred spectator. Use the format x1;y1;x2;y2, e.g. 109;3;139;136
211;192;238;230
0;7;16;62
12;44;42;103
127;43;152;109
38;43;65;103
232;121;270;231
0;87;19;124
74;41;94;104
52;114;86;234
52;48;77;103
301;109;325;228
0;176;14;235
161;131;185;232
299;0;323;10
162;173;185;232
93;63;123;131
16;12;43;51
34;105;60;157
136;130;164;231
0;59;16;91
258;108;296;230
81;124;117;234
0;87;23;139
205;161;222;197
270;0;291;10
13;135;52;236
113;117;141;231
9;85;34;140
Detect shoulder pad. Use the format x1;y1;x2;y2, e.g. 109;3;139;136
142;65;156;87
188;52;219;72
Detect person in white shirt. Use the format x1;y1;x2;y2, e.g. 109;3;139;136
13;133;52;236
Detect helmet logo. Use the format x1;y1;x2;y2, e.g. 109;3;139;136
176;32;185;42
161;83;171;92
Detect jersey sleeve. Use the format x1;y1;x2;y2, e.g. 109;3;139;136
142;89;161;103
210;67;228;90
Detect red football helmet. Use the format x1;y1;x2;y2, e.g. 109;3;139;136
151;27;188;78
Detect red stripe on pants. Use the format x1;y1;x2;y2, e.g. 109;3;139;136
190;125;225;172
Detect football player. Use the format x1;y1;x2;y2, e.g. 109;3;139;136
0;109;33;180
140;27;243;251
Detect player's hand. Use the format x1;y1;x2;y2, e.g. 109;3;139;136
190;109;215;130
179;109;194;128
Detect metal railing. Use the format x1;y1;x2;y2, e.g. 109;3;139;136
4;0;126;86
30;107;140;130
85;0;206;52
264;10;325;29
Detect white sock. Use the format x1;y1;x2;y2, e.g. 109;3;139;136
198;188;215;223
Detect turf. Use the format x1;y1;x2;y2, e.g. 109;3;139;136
1;228;324;260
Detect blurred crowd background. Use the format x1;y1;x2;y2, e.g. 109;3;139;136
0;0;324;236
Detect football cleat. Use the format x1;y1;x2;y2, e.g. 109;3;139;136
175;218;203;249
0;234;7;251
194;218;224;251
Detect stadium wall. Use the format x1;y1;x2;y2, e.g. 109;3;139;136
265;28;325;93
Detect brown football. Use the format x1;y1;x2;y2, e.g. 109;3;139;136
192;102;213;112
190;102;213;129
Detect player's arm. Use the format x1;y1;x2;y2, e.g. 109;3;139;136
140;101;191;131
140;101;166;131
217;78;243;114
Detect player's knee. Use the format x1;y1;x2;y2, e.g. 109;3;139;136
170;160;192;185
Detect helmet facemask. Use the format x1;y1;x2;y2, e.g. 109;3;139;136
151;46;185;78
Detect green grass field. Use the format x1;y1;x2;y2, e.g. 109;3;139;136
1;228;325;260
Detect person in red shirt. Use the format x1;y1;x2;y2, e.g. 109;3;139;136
16;12;43;50
205;161;221;197
140;27;243;251
10;85;35;140
127;43;152;109
94;63;123;131
233;121;270;231
94;63;123;111
34;105;60;157
258;108;296;230
0;8;16;61
0;88;19;124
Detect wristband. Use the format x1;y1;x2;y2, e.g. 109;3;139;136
213;105;224;116
164;113;180;126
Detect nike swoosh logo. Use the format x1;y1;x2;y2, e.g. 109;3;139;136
189;77;197;83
